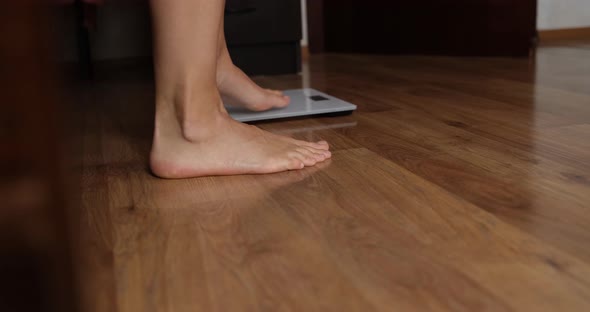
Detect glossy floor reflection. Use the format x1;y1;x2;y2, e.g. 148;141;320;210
76;41;590;312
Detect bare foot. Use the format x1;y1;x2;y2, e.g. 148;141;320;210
150;103;330;178
217;55;290;112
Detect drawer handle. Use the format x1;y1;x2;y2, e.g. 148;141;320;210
225;0;256;15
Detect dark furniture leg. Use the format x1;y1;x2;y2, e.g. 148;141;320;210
74;0;93;79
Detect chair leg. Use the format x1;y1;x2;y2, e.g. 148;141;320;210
74;0;93;80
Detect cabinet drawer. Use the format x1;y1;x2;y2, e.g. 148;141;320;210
225;0;302;45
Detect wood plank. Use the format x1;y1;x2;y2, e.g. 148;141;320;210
539;27;590;42
75;40;590;311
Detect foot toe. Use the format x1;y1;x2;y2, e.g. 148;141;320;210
290;149;317;167
296;140;330;151
309;149;328;161
299;147;325;162
266;89;284;96
286;158;304;170
300;155;318;166
317;150;331;161
316;141;330;149
269;93;289;107
313;149;331;159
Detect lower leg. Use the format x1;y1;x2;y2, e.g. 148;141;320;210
149;0;330;178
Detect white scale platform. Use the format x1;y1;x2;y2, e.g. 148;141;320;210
226;88;357;122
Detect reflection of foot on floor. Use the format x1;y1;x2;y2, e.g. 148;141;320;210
150;160;331;208
216;51;290;112
149;93;330;179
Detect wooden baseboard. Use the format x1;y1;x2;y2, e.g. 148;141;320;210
539;27;590;42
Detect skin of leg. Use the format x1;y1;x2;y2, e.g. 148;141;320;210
215;11;291;111
149;0;330;178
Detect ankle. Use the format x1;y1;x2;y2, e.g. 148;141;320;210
216;53;234;85
179;114;226;142
154;96;226;143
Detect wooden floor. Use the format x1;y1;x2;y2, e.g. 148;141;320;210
76;41;590;311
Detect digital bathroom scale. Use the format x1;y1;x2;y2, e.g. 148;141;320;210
225;88;357;122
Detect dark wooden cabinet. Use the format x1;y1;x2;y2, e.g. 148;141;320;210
310;0;537;56
1;2;76;312
225;0;302;75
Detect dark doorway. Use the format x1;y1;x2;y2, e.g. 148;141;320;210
308;0;537;56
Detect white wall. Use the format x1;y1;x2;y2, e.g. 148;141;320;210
537;0;590;30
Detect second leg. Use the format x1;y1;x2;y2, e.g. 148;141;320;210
215;13;291;111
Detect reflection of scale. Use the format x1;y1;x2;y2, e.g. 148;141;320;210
226;88;357;122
